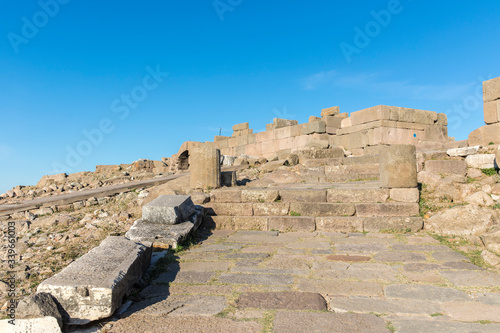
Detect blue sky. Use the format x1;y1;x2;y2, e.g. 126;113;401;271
0;0;499;194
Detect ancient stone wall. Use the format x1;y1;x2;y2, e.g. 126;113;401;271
469;76;500;146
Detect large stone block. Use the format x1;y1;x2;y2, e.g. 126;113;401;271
210;188;242;203
253;203;290;216
321;106;340;117
350;105;438;126
241;189;280;203
424;160;467;176
289;203;356;217
190;147;221;189
327;188;389;203
204;203;253;216
447;146;480;157
142;195;195;225
468;123;500;146
37;237;152;325
465;154;496;169
273;118;299;129
0;317;62;333
298;147;344;160
234;216;268;230
483;77;500;103
389;188;420;203
379;145;417;188
355;203;419;217
232;122;249;131
279;189;327;203
268;216;316;232
202;216;234;230
363;217;423;232
301;120;326;135
315;217;364;233
484;100;500;124
323;116;342;128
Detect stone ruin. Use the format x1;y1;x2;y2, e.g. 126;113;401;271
4;76;500;332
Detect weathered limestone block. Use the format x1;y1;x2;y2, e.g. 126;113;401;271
309;116;321;122
204;203;253;216
210;188;242;203
253;203;290;216
481;227;500;254
483;77;500;103
355;203;419;217
341;117;351;128
273;118;299;129
289;203;356;217
447;146;480;157
266;123;275;131
484;100;500;124
232;122;249;131
315;217;364;233
363;217;423;232
301;120;326;135
268;216;315;232
142;195;195;225
425;205;497;236
16;293;62;329
379;145;417;188
36;173;67;187
424;160;467;176
327;188;389;203
279;189;327;203
190;147;221;189
37;237;152;325
298;147;344;160
323;116;342;128
350;105;437;126
465;154;496;169
437;113;448;126
468;123;500;146
241;189;280;203
389;188;419;203
321;106;340;117
202;216;234;230
234;216;268;230
232;129;253;137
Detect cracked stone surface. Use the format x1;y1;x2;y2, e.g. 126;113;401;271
107;230;500;332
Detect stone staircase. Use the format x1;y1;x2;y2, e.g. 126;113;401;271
203;182;422;233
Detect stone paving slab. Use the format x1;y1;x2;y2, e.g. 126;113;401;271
107;230;500;332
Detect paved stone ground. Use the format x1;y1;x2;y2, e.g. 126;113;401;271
108;230;500;333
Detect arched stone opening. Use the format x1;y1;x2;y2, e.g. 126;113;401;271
178;150;189;171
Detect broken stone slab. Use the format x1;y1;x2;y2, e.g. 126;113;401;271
142;195;195;225
37;236;152;325
321;106;340;117
447;145;480;157
465;154;497;169
0;317;62;333
237;292;327;311
126;206;203;249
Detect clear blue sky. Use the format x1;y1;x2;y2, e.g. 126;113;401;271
1;0;499;194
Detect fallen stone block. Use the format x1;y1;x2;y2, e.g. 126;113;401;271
483;76;500;103
447;146;480;157
126;207;202;248
142;195;195;225
424;160;467;176
37;236;152;325
465;154;496;169
16;293;62;329
355;203;419;217
190;147;221;189
268;216;315;232
0;317;62;333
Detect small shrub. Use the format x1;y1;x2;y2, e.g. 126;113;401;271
289;211;301;216
481;168;498;176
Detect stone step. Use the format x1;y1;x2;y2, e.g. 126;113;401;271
205;202;419;218
202;215;423;233
210;187;418;204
